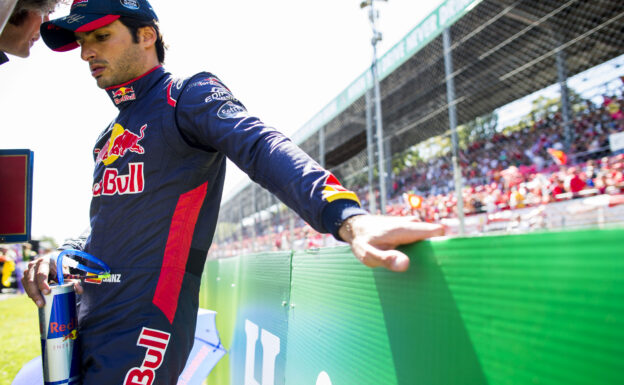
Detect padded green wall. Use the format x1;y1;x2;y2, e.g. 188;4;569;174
201;228;624;384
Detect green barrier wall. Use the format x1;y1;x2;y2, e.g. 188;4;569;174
200;228;624;385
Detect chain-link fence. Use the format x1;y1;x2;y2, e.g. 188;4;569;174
209;0;624;258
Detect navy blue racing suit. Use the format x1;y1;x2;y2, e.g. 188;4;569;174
63;66;366;384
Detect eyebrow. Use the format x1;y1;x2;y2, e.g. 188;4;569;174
74;30;92;40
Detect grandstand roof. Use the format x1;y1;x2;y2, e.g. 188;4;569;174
319;0;624;169
222;0;624;219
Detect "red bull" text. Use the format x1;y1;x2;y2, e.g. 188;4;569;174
112;86;137;105
93;162;145;197
123;327;171;385
49;318;77;334
39;283;81;385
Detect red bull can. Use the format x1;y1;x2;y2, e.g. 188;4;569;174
38;282;81;385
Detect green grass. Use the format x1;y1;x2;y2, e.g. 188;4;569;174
0;295;40;385
0;295;214;385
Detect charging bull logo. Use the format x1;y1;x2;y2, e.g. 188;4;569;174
95;123;147;166
112;86;136;105
124;327;170;385
62;329;78;342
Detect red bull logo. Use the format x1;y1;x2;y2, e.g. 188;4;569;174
112;86;137;105
47;291;78;340
95;123;147;166
93;162;144;197
49;319;77;336
39;286;81;384
62;329;78;342
124;327;170;385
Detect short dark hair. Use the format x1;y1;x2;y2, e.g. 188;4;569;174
9;0;61;26
118;16;166;64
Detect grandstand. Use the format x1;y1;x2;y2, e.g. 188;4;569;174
210;0;624;256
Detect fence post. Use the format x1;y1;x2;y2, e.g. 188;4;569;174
556;46;573;152
443;27;466;235
365;88;377;214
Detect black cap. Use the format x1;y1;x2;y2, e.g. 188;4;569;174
41;0;158;52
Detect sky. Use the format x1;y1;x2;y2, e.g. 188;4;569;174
1;0;445;244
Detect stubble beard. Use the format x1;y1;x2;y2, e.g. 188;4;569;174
96;43;146;89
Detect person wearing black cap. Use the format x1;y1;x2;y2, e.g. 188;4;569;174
0;0;61;65
23;0;444;383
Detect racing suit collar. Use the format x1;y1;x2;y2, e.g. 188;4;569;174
105;65;164;109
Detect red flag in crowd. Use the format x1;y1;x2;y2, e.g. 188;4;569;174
404;194;423;209
547;148;568;165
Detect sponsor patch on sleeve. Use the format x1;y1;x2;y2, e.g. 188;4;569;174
322;174;361;204
187;77;230;92
217;101;248;120
204;87;239;104
186;76;246;115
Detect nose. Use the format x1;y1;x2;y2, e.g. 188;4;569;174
81;44;95;62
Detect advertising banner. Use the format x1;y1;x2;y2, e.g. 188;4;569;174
0;149;34;243
201;229;624;384
203;252;292;385
609;131;624;153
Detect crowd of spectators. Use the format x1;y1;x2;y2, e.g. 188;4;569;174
0;242;51;294
209;93;624;257
380;95;624;221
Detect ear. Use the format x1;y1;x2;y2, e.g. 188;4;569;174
137;25;157;48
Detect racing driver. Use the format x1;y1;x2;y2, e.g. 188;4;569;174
22;0;445;383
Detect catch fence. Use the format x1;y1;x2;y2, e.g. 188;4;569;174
210;0;624;257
